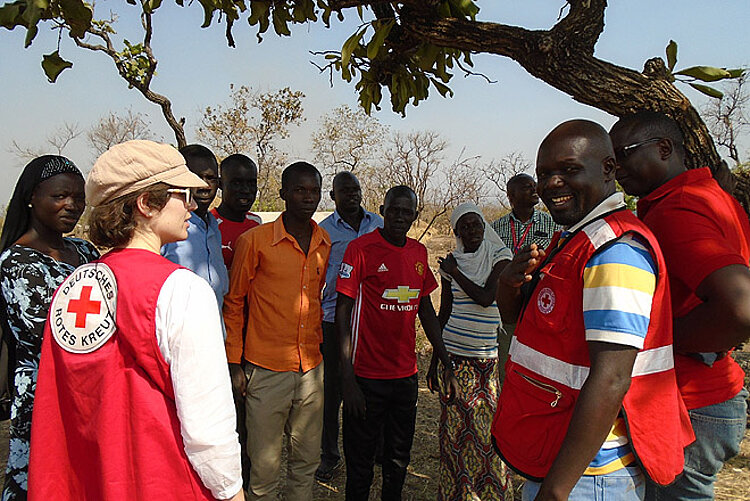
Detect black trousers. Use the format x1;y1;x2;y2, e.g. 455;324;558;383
320;321;343;465
343;374;418;501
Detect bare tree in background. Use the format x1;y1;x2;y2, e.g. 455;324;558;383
378;130;446;216
417;150;487;241
88;109;154;157
311;105;388;209
482;151;534;210
375;131;486;240
198;85;305;210
10;122;82;161
702;73;749;167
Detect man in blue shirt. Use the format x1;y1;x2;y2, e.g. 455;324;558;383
162;144;229;338
317;171;382;481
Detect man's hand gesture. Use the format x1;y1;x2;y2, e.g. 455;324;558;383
500;243;546;288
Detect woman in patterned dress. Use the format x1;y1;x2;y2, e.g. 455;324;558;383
0;156;98;500
427;202;513;501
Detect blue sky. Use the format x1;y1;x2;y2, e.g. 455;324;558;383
0;0;748;205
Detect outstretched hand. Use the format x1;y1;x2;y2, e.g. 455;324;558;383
499;243;546;288
437;253;458;276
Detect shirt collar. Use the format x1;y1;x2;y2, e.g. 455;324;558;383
637;167;708;218
509;208;540;225
333;207;372;228
271;213;331;247
188;211;213;230
565;192;626;233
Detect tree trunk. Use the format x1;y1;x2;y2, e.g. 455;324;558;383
402;3;746;208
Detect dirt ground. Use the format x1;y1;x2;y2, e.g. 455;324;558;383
0;352;748;499
309;353;750;501
1;227;748;498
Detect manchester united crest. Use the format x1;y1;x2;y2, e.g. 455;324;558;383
50;263;118;354
415;262;424;276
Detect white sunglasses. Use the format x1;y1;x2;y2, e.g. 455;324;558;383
167;188;192;206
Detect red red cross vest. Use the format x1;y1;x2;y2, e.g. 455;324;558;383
491;209;694;485
28;248;215;500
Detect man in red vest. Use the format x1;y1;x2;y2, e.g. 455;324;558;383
610;111;750;500
493;120;693;500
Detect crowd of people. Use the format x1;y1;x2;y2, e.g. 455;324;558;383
0;110;746;501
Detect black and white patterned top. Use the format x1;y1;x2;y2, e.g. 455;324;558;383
0;238;99;499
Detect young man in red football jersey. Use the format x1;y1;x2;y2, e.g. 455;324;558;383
211;154;263;270
335;185;459;501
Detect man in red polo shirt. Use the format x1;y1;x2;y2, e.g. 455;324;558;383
611;111;750;500
336;185;458;501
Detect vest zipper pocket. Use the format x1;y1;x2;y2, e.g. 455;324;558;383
515;370;562;407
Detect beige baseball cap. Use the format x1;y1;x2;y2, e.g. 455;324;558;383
86;140;208;206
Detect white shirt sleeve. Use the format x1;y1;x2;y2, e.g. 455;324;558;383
155;269;242;500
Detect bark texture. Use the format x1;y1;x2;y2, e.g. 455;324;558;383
355;0;746;204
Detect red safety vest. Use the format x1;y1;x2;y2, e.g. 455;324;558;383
29;248;215;500
492;209;694;485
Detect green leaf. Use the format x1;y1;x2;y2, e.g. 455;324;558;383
20;0;46;47
248;1;269;25
143;0;163;14
24;25;38;47
366;19;394;60
688;82;723;99
675;65;731;82
416;43;440;72
727;68;746;78
438;1;451;17
0;2;23;30
197;0;215;28
665;40;677;72
430;77;453;97
449;0;479;20
341;28;365;67
42;50;73;83
271;7;291;36
58;0;93;38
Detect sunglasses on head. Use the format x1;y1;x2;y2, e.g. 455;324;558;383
167;188;192;206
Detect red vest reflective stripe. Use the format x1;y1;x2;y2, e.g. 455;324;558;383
492;209;694;485
29;248;214;500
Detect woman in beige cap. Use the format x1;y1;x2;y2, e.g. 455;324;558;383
28;141;244;501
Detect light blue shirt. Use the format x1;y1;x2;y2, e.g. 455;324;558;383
162;211;229;338
319;208;383;322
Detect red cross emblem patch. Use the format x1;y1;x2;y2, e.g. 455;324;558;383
537;287;556;314
50;263;118;353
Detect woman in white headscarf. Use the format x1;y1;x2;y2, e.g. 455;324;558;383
427;201;513;501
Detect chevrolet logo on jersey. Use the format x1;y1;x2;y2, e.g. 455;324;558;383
382;286;420;303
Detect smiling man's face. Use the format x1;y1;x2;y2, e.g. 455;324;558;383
536;125;615;227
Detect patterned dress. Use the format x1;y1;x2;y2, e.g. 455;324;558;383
438;277;511;501
0;239;99;500
439;357;511;501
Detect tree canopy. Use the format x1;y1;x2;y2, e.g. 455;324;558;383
2;0;747;203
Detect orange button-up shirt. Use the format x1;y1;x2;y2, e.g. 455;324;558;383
224;214;330;372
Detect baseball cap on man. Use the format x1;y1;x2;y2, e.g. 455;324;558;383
86;140;208;206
